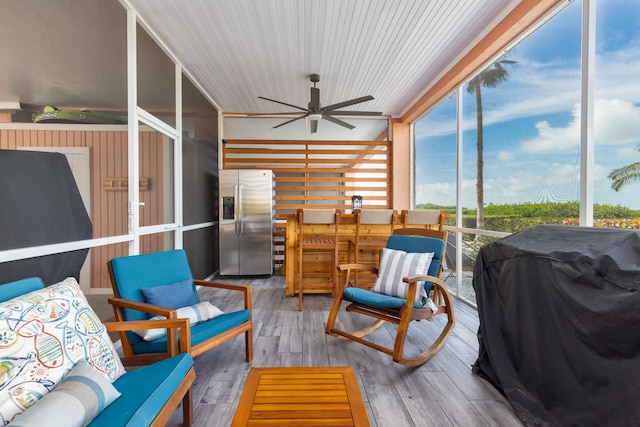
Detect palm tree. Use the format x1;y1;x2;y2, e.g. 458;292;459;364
608;145;640;191
466;58;517;230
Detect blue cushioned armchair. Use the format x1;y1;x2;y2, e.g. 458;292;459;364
108;249;253;366
326;229;455;366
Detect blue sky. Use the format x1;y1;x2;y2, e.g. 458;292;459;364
415;0;640;210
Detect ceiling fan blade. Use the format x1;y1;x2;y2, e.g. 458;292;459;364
258;96;309;112
310;119;318;134
272;114;307;129
322;114;355;130
322;95;374;112
248;111;307;116
328;110;383;116
309;87;320;111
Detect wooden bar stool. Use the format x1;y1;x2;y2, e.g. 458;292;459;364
349;209;397;285
401;209;446;231
297;208;341;311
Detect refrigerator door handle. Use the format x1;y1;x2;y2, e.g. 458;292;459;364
238;184;244;234
234;184;240;234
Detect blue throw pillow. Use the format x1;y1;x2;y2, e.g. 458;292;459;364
140;278;198;309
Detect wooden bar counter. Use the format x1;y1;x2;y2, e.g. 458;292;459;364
284;212;404;296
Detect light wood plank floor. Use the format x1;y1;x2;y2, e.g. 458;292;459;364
167;275;523;427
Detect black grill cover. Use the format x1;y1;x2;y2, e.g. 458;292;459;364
0;150;92;285
472;225;640;427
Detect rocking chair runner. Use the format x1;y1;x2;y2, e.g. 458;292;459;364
325;229;455;366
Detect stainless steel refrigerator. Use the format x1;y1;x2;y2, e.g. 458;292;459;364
219;169;274;276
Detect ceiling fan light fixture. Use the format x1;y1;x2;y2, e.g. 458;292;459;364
308;113;322;121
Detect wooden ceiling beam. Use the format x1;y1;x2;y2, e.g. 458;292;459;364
400;0;566;124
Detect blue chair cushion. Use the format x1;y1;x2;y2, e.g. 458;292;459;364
341;235;445;310
343;287;422;309
109;250;199;323
0;277;45;301
387;235;444;276
109;249;251;354
88;353;194;427
131;309;251;354
386;235;445;295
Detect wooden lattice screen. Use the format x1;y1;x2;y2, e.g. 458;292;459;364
223;139;393;272
222;139;393;216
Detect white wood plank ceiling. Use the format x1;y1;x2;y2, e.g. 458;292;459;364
127;0;520;118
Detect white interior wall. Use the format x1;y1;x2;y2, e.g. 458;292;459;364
222;116;389;140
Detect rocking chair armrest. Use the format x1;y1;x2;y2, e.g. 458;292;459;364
402;275;447;289
337;263;378;274
194;280;253;311
402;275;453;311
104;318;191;356
337;263;379;292
108;297;176;318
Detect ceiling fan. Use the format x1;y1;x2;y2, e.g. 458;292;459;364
254;74;382;133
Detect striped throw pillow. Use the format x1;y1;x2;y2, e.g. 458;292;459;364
372;248;434;306
7;359;121;427
133;301;224;341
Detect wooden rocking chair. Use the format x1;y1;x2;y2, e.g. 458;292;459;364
325;229;455;366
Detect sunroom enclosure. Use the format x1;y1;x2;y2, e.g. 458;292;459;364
1;0;638;309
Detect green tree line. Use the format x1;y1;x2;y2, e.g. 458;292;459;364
417;201;640;233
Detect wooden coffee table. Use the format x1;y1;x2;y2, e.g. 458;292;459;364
231;366;370;426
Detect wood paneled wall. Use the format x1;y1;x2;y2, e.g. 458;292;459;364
1;126;165;290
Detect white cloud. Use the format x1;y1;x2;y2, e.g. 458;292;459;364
415;57;583;141
497;151;515;162
415;181;456;206
595;44;640;100
415;118;457;139
417;46;640;141
520;98;640;153
611;145;640;159
475;48;640;131
594;98;640;145
520;113;579;153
